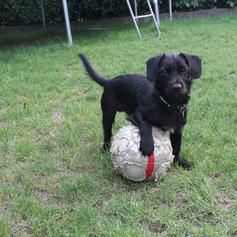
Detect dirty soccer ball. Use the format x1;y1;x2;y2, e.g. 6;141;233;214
110;124;174;181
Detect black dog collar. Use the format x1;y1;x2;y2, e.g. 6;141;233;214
159;96;186;118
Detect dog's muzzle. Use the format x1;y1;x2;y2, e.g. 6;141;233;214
172;83;182;91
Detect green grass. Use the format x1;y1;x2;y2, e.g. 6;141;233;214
0;16;237;236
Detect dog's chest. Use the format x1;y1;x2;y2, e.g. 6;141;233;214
147;106;187;133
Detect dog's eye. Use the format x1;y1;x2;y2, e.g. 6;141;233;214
180;68;187;73
162;69;168;74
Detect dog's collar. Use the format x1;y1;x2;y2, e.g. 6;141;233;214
159;96;172;107
159;96;186;115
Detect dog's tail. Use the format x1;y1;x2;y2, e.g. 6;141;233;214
79;53;107;87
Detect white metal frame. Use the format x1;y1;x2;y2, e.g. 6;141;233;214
40;0;73;46
40;0;46;31
169;0;173;20
154;0;173;24
126;0;160;39
62;0;72;46
40;0;172;46
153;0;160;27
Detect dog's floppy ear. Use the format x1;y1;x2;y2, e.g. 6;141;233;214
146;54;165;81
179;53;202;79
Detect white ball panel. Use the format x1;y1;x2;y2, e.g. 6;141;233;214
111;123;174;181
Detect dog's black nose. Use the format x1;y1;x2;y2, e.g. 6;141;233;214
172;83;182;90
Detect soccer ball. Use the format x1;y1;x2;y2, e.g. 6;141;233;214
110;124;174;181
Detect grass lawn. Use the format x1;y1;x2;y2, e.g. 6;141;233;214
0;15;237;236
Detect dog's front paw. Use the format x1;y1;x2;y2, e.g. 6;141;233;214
139;139;154;156
174;157;192;169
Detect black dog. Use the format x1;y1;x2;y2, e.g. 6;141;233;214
79;53;202;168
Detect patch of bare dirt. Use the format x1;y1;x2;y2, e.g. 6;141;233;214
32;187;55;203
139;218;167;234
0;204;9;216
52;109;63;124
215;195;233;212
11;214;31;237
93;199;103;209
175;191;188;204
0;119;7;127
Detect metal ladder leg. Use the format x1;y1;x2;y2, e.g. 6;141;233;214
126;0;143;39
169;0;173;20
146;0;160;37
153;0;160;27
134;0;138;22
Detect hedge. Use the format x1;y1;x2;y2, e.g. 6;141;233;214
0;0;236;26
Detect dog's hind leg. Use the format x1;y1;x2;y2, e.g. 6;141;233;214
101;108;116;151
101;94;116;152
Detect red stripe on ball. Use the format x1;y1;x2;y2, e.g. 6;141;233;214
145;153;155;178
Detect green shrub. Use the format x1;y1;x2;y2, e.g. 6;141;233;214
172;0;237;11
0;0;236;26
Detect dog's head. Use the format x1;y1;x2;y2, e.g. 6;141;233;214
146;53;202;105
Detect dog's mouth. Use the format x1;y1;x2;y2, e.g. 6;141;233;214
164;87;188;105
156;81;189;106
